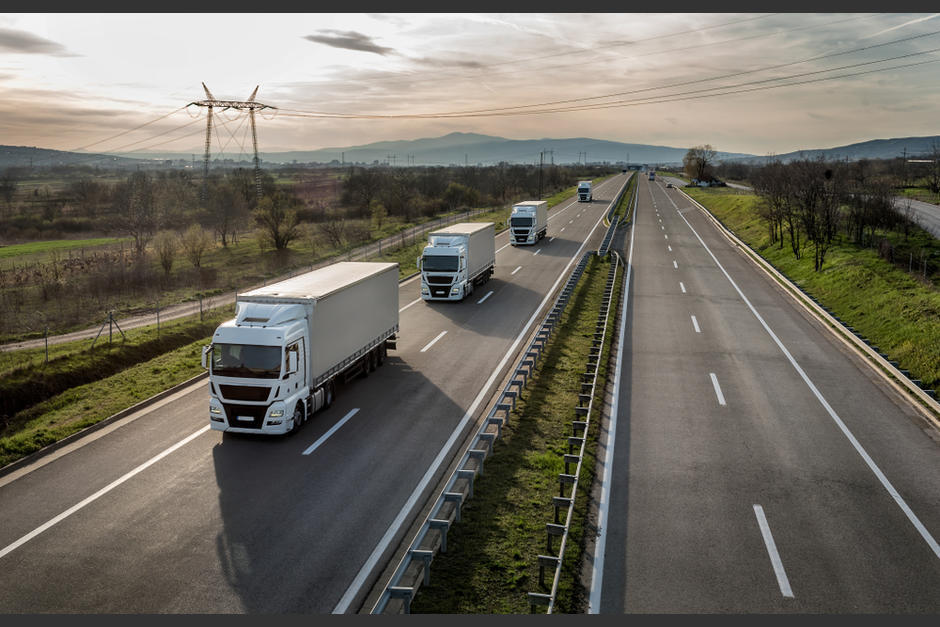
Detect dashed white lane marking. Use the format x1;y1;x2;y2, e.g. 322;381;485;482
303;409;360;456
511;266;522;275
420;330;447;353
680;282;687;293
754;504;794;598
477;290;494;304
673;260;678;269
710;372;726;406
691;315;701;333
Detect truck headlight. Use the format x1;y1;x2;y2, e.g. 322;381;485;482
421;287;429;295
451;286;461;295
210;405;222;415
269;409;284;418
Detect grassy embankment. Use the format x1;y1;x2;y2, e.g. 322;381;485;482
684;186;940;392
0;306;233;468
411;253;622;613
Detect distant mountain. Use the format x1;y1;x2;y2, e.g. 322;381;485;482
729;135;940;164
248;132;755;166
4;133;939;171
0;145;145;170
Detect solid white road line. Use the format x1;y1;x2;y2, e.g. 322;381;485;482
673;260;678;269
303;409;360;456
670;194;940;560
511;266;522;275
589;175;638;614
710;372;726;405
399;298;421;313
534;249;542;256
477;290;494;304
340;195;615;614
0;425;211;561
680;282;687;293
691;315;701;333
420;331;447;353
754;504;794;598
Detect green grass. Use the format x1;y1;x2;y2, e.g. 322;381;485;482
0;237;131;263
0;306;234;468
411;254;622;613
0;336;211;469
685;187;940;392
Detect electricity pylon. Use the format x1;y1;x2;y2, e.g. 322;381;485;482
189;83;276;204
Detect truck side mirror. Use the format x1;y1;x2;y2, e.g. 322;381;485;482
201;345;211;370
288;352;298;374
416;256;422;271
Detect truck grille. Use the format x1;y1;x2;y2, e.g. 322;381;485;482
426;275;453;285
219;385;271;402
431;287;450;297
223;403;267;429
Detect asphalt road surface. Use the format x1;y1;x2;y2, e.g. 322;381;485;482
0;174;628;613
590;175;940;613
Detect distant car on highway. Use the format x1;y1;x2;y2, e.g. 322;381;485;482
666;183;674;188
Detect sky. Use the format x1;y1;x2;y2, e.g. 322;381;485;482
1;12;940;160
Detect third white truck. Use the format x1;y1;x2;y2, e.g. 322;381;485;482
509;200;548;246
577;180;593;202
419;222;495;301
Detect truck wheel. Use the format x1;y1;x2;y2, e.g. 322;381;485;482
379;344;387;364
325;382;335;408
369;349;378;373
290;405;304;434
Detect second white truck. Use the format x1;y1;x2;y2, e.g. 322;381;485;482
577;180;593;202
419;222;495;301
202;261;399;435
509;200;548;245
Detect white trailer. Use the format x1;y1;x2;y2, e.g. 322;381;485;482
509;200;548;245
577;180;593;202
203;261;399;435
419;222;495;301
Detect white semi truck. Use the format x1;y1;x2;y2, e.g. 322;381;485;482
418;222;495;301
202;261;399;435
577;180;593;202
509;200;548;246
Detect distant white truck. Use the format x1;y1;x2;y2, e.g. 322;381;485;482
202;261;399;435
577;180;593;202
419;222;495;301
509;200;548;246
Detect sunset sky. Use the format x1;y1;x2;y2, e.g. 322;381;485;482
1;12;939;159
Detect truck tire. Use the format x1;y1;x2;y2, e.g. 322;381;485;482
290;405;304;434
325;382;335;408
379;343;387;364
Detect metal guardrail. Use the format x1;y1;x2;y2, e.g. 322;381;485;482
371;250;596;614
526;251;621;613
599;174;637;257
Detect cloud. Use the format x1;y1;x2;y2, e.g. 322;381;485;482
0;27;77;56
303;30;395;56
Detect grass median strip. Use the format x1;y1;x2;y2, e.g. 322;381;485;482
410;253;622;614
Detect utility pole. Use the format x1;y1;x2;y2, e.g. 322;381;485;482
538;151;545;199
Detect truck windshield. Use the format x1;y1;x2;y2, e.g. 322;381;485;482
510;216;534;227
579;187;589;193
422;255;458;272
212;343;282;379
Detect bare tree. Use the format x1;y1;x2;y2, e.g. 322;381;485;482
152;230;178;278
318;208;347;249
113;171;158;257
254;191;300;251
683;145;718;182
179;224;213;269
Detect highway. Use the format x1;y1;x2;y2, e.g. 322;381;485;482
591;175;940;613
0;174;628;613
